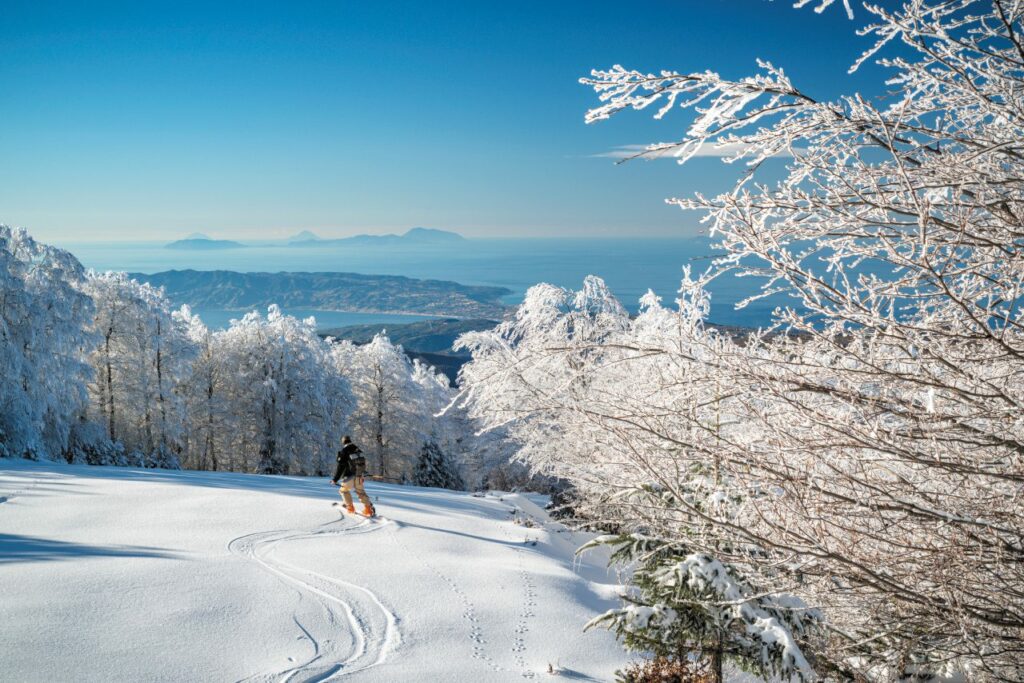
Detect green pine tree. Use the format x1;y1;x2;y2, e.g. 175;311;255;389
412;441;466;490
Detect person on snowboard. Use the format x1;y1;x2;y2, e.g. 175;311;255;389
331;436;375;517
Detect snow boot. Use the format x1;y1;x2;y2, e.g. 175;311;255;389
344;503;356;514
362;503;376;518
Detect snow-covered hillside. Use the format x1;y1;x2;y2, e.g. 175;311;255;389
0;459;629;682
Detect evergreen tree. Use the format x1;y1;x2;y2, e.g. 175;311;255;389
412;441;466;490
583;535;820;683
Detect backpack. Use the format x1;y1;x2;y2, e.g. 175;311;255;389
350;448;367;477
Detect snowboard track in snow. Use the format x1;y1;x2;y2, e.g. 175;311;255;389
227;516;401;683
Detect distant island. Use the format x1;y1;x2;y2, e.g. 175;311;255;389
287;230;321;243
166;237;247;250
130;270;510;319
166;227;465;249
288;227;465;247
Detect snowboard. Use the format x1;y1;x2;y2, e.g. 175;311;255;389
332;501;377;518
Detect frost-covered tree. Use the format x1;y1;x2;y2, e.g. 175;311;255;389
457;275;698;501
331;334;432;480
502;0;1024;678
457;276;821;681
0;226;95;460
412;358;479;482
0;230;460;484
84;272;194;466
435;405;514;491
215;306;352;475
177;307;227;471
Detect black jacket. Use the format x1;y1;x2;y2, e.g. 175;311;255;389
332;443;362;481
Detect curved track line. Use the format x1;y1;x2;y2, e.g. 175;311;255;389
228;517;400;682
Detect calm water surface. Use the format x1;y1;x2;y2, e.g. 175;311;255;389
61;238;796;329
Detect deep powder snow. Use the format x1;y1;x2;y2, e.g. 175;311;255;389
0;459;629;682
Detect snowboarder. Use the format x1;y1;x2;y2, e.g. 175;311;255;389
331;436;375;517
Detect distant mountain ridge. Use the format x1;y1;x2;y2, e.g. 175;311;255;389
168;227;465;249
130;270;509;319
166;238;246;250
287;230;321;242
288;227;464;247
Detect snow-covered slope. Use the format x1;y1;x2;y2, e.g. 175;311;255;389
0;459;629;682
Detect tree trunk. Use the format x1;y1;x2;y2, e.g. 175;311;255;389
376;401;386;477
258;361;278;474
155;318;167;452
105;328;116;442
207;375;216;471
711;631;723;683
374;364;387;477
260;391;277;473
142;323;154;454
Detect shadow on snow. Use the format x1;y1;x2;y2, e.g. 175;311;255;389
0;533;181;564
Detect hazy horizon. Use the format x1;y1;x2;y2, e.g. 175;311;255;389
47;228;713;245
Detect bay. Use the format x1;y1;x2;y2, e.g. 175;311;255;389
60;237;794;329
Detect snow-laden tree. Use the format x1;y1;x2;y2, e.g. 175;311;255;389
456;276;822;680
330;333;434;480
214;306;352;475
541;0;1024;678
84;272;194;466
457;275;715;505
0;229;470;484
433;403;515;492
176;307;228;471
0;226;95;460
411;358;482;484
584;534;821;683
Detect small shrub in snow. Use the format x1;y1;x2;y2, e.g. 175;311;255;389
616;656;713;683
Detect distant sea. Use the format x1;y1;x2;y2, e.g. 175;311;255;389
60;238;794;330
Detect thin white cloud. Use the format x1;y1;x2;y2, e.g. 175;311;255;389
592;142;795;160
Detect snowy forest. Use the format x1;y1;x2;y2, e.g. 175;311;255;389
3;0;1024;681
0;228;501;488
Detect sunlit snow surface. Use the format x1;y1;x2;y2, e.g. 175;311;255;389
0;459;629;682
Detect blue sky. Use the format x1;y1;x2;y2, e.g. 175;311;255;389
0;1;877;241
